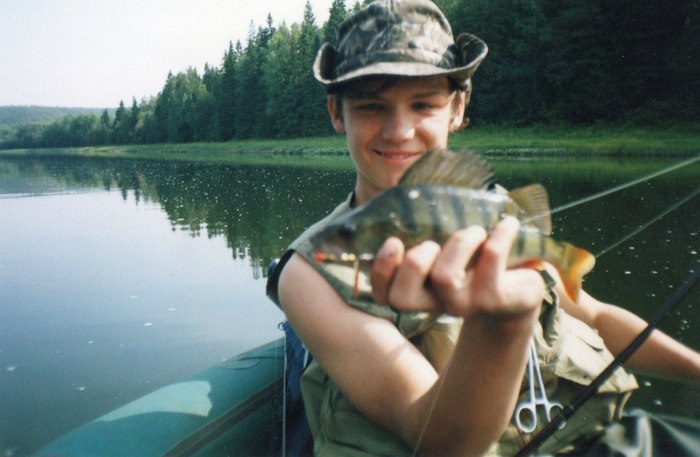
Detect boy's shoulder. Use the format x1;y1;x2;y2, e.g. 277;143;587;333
289;192;355;250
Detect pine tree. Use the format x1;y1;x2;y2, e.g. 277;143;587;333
324;0;347;45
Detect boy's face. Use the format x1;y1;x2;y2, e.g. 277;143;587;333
328;76;465;205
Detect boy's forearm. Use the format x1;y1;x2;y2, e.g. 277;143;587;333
594;303;700;382
415;311;536;455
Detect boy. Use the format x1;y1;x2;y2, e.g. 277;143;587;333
269;1;700;455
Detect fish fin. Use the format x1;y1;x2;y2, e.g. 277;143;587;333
399;148;495;189
508;184;552;235
556;245;596;303
520;259;545;270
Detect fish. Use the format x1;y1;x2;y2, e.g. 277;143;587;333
301;148;595;303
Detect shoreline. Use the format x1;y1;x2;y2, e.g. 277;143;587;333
1;125;698;168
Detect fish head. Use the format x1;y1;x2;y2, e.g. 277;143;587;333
307;212;383;265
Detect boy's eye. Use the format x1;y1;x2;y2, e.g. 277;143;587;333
413;102;433;110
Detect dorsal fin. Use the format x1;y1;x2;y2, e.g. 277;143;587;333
508;184;552;235
399;148;495;189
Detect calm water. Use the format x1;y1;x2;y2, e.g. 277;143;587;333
0;153;698;455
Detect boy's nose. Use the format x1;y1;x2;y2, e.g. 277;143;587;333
382;110;414;142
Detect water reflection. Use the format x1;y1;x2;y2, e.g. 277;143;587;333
0;156;349;455
0;156;356;278
0;154;698;455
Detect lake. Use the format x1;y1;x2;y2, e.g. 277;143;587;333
1;152;698;455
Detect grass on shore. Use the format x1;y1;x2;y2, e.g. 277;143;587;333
0;137;354;169
451;124;700;156
1;125;698;168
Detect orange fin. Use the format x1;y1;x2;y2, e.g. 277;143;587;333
520;259;545;270
556;246;596;303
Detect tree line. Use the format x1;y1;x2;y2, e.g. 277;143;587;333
1;0;697;150
3;155;355;274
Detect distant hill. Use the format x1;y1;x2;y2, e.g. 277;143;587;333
0;106;111;126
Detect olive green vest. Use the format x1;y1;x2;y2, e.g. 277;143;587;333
286;196;638;456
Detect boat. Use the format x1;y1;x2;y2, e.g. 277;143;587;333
35;338;286;457
35;329;700;457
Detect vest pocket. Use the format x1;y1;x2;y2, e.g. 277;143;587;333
548;312;638;395
516;312;640;455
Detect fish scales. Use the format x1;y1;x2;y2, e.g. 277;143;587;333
393;185;419;236
304;148;596;303
447;187;467;229
316;185;527;258
397;186;494;245
420;186;444;242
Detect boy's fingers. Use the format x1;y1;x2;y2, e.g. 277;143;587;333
388;241;441;311
371;237;404;305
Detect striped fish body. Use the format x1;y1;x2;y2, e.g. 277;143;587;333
303;149;595;302
307;187;594;303
309;185;520;259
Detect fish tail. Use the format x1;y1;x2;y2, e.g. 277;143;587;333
555;243;596;303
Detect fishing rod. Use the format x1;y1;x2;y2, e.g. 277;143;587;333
512;160;700;455
514;265;700;457
594;186;700;258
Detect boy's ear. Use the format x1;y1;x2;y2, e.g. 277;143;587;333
450;113;464;132
449;91;468;132
327;96;345;134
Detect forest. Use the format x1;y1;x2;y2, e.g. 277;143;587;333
1;0;698;150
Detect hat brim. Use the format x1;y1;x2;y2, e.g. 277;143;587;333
314;33;488;90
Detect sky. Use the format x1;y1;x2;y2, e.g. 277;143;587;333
0;0;335;108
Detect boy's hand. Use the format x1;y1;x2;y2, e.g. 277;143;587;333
371;217;545;321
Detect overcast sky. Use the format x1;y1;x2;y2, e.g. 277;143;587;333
0;0;335;108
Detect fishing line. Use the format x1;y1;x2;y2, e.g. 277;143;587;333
595;186;700;258
410;356;452;457
546;154;700;217
518;155;699;231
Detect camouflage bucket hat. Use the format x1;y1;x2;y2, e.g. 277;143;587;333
314;0;488;90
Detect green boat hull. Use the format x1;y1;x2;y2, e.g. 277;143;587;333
34;335;700;456
35;339;285;457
